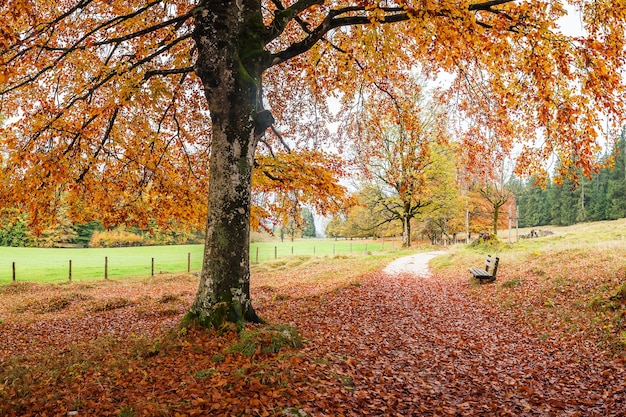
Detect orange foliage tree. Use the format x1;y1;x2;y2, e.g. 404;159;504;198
351;79;450;247
1;0;625;327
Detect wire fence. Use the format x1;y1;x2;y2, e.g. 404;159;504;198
250;239;401;263
0;239;403;284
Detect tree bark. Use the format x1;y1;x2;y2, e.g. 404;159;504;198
402;216;411;247
187;0;269;327
492;207;499;235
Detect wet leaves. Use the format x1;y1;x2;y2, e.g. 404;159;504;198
1;268;625;415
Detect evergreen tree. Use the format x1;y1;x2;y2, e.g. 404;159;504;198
74;221;103;247
517;177;551;227
575;173;591;223
301;208;316;238
606;131;626;220
589;165;610;221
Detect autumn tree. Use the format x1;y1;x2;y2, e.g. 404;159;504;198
352;81;450;246
475;180;513;235
420;148;465;244
324;185;400;240
2;1;626;327
325;215;345;239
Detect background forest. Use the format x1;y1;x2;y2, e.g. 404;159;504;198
1;128;625;248
515;131;626;227
327;127;626;243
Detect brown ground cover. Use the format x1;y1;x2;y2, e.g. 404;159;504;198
1;250;625;416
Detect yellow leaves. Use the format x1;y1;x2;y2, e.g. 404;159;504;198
251;149;349;229
0;0;624;234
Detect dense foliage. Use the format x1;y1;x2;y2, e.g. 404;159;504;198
3;0;626;325
516;129;626;227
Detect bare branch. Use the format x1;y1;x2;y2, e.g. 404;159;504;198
265;0;324;44
270;126;292;153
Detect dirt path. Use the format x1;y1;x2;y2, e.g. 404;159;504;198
266;257;626;416
382;250;447;276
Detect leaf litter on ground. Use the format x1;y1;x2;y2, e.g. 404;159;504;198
0;257;625;416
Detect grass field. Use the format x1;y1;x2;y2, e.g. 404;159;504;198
0;238;402;284
433;218;626;354
0;245;204;284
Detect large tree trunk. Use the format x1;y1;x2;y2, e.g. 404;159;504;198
187;0;269;327
402;216;411;247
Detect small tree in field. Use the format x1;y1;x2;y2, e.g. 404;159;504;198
353;83;452;247
1;0;626;327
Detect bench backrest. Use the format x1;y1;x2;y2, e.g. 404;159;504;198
485;255;500;276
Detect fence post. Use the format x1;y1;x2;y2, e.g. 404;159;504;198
151;258;154;277
69;260;72;282
333;243;335;255
105;256;108;280
12;262;15;282
256;246;259;263
274;246;277;259
365;243;368;253
187;252;191;273
313;246;315;256
350;243;352;253
291;246;294;255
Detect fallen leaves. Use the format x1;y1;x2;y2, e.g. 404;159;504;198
1;265;625;415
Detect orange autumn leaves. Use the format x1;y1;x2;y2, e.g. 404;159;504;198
0;0;348;231
0;0;625;231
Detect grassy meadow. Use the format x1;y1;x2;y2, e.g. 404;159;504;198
0;238;401;284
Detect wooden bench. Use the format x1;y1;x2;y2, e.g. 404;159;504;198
469;255;499;283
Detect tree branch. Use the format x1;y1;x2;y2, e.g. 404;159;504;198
94;12;193;46
468;0;515;11
76;107;119;183
269;0;518;67
270;6;410;66
143;66;194;81
265;0;324;44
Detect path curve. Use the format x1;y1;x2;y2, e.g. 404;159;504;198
382;250;447;276
269;252;626;416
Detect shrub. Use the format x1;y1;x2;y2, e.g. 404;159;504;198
226;325;303;357
88;297;133;312
469;233;509;252
88;229;143;248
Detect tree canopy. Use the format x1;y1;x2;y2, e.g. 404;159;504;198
2;0;626;326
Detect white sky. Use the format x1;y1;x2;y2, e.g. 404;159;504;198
557;4;586;37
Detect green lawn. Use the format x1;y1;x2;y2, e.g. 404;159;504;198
250;238;398;262
0;238;401;284
0;245;204;284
